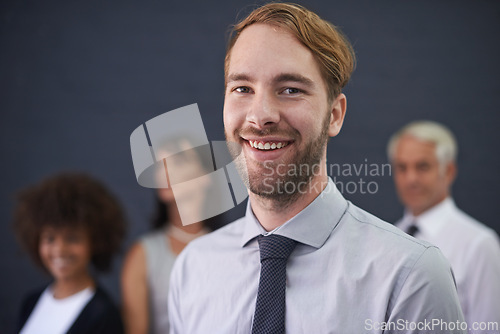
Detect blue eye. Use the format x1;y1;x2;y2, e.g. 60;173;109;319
283;88;301;94
234;87;251;93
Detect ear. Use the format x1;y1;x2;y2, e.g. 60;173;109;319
328;93;347;137
445;162;457;185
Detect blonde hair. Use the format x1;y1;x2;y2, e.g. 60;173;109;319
225;2;356;102
387;121;458;168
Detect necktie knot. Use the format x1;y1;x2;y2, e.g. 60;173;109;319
406;224;419;237
258;234;297;262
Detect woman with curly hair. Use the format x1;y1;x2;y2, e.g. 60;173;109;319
13;173;126;334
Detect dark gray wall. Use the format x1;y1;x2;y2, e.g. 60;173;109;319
1;0;499;332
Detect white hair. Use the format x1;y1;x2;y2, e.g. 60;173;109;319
387;121;458;168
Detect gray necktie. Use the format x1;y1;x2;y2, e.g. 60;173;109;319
252;234;297;334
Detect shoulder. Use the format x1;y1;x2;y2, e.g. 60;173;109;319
339;205;462;319
451;206;499;242
171;217;246;276
138;228;172;259
449;208;500;266
69;286;123;334
123;241;146;261
337;202;452;286
139;228;165;245
183;217;245;252
20;286;45;310
123;229;167;269
121;241;146;277
343;201;434;253
17;286;46;332
168;217;246;305
90;287;122;320
90;286;119;308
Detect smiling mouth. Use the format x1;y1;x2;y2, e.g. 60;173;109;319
248;140;291;151
50;257;74;270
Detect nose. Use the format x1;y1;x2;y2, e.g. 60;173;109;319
404;168;419;185
52;237;68;256
245;91;280;128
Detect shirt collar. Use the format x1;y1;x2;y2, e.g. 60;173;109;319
240;178;348;248
401;197;455;237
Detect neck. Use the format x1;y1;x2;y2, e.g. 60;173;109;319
168;203;183;227
410;194;449;217
167;204;205;233
52;273;94;299
250;171;329;231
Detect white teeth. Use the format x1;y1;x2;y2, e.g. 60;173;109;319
249;140;289;150
53;258;71;268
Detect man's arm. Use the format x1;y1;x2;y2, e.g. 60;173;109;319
387;246;466;334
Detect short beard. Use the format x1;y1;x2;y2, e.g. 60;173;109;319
226;112;330;211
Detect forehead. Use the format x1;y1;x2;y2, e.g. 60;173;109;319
40;225;87;235
394;135;438;162
227;23;323;83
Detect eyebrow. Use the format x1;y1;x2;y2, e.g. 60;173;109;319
226;73;252;84
274;73;315;88
226;72;315;88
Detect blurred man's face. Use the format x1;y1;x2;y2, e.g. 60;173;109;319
223;23;345;200
393;135;455;216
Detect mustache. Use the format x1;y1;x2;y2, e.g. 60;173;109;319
235;126;300;139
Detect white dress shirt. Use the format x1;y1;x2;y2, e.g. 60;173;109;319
20;286;95;334
397;198;500;327
169;179;465;333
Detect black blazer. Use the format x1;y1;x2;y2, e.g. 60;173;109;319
17;285;124;334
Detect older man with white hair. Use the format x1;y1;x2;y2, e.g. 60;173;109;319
388;120;500;329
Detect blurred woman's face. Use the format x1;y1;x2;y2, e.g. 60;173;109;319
157;145;211;205
39;226;92;283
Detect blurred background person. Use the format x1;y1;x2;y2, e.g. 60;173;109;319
13;173;126;334
388;120;500;326
121;139;225;334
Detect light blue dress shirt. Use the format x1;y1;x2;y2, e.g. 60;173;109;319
168;179;465;333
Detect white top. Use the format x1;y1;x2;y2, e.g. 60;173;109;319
140;228;177;334
20;286;95;334
169;178;465;333
397;197;500;324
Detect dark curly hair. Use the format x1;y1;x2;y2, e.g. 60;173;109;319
12;172;127;273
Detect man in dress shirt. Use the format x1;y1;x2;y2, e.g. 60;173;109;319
168;3;465;333
389;120;500;329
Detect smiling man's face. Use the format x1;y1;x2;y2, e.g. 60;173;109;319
223;24;344;202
